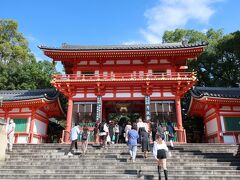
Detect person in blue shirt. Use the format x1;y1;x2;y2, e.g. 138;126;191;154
127;123;139;162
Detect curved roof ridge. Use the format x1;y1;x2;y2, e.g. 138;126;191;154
39;41;208;51
191;86;240;99
0;88;59;101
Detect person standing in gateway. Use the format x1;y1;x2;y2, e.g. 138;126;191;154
7;119;15;152
68;123;80;156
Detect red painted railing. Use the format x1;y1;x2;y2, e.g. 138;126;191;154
53;72;196;82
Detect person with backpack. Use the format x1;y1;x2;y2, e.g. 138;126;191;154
81;126;89;155
153;134;169;180
166;121;176;149
156;122;165;140
127;123;139;163
94;121;100;144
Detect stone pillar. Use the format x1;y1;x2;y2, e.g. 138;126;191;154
175;96;185;143
145;96;151;121
0;120;7;161
65;97;73;142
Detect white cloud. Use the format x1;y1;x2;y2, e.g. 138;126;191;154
26;35;41;44
122;40;144;45
141;0;223;43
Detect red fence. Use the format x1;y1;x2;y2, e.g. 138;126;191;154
53;72;196;82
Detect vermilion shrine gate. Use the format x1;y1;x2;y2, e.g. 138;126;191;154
39;42;207;143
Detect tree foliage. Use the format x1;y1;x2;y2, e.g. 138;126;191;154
163;29;240;142
0;20;57;90
163;28;240;87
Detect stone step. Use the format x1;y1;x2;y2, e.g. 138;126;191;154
2;160;239;167
0;164;238;171
0;169;239;176
1;174;240;180
6;152;236;159
5;156;239;163
2;143;239;180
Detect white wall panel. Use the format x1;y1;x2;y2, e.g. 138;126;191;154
17;136;28;144
89;61;98;65
160;59;170;63
104;60;114;65
116;60;130;64
86;94;97;98
33;119;47;135
205;108;215;117
36;110;47;118
149;59;158;64
9;108;19;113
73;93;85;98
223;135;235;144
233;106;240;111
220;106;231;111
133;93;144;98
116;93;131;98
206;118;218;135
163;92;174;97
102;93;114;98
220;116;225;132
151;92;161;97
32;137;39;144
78;61;87;65
21;108;31;112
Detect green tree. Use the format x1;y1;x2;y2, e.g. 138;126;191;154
163;29;240;142
0;20;57;90
162;28;240;87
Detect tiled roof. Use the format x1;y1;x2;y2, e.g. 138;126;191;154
39;42;208;51
0;89;59;101
191;87;240;99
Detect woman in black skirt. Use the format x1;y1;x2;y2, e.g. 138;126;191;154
153;134;168;180
140;128;149;158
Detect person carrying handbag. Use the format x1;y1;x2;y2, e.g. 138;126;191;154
153;134;168;180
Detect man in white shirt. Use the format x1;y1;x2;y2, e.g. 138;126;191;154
7;119;15;152
137;118;147;131
68;123;80;156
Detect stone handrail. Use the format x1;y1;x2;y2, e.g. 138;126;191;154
0;122;7;160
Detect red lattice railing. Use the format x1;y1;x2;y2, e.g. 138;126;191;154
53;72;196;82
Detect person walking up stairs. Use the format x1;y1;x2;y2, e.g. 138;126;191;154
153;134;169;180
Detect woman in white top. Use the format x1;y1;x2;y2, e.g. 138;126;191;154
152;134;168;180
7;119;15;152
124;122;132;142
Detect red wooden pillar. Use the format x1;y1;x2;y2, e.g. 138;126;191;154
175;96;185;143
65;97;73;142
216;109;224;143
29;109;36;143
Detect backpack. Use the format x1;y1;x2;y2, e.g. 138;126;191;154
82;132;88;140
99;123;105;133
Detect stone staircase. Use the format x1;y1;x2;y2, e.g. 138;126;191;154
0;143;239;179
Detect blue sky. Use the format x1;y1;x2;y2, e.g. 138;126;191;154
1;0;239;71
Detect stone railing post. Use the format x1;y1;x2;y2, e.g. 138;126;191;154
0;120;7;160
